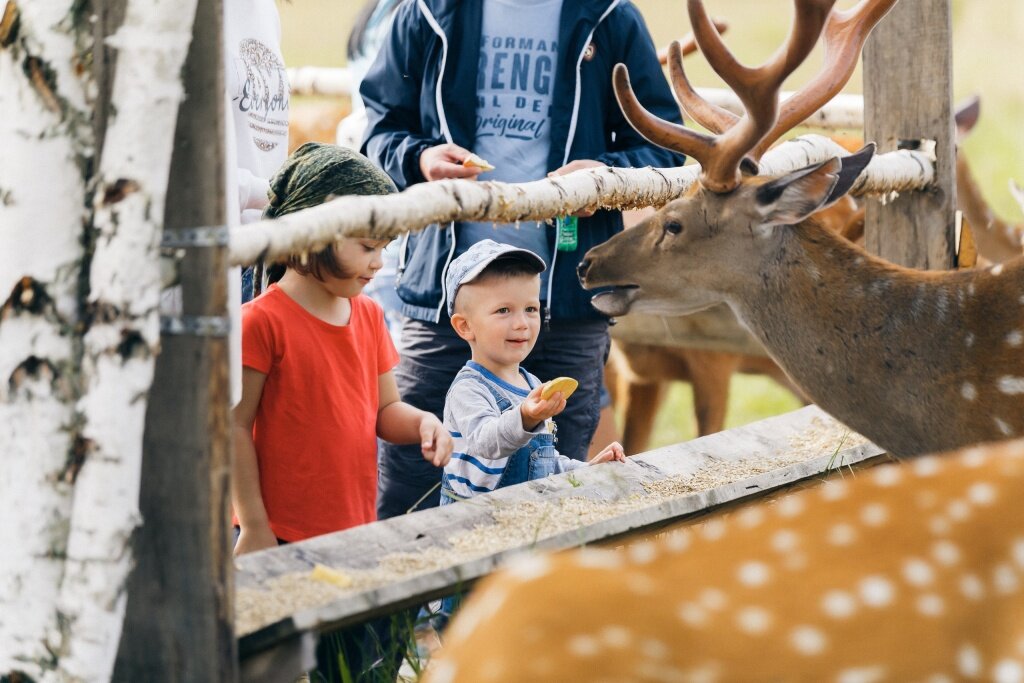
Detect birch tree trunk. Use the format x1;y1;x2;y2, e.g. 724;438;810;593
0;0;197;680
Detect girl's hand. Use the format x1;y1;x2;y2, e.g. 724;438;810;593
234;522;278;557
419;144;485;181
420;414;453;467
588;441;626;465
521;384;567;431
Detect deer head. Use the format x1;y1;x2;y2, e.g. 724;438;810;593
578;0;1024;458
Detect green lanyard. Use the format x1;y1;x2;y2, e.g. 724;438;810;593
556;215;578;252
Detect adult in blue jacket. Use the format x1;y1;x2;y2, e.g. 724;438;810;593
361;0;686;519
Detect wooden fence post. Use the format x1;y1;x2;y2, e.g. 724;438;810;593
863;0;956;270
113;0;235;679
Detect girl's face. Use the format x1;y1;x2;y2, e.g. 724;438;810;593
319;238;390;298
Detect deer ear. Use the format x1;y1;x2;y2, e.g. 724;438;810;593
754;144;875;226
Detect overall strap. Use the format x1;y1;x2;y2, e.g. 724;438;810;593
451;370;514;413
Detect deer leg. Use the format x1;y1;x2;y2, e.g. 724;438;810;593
687;350;740;436
621;380;664;455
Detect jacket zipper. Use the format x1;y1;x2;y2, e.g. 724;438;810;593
417;0;458;324
545;0;622;329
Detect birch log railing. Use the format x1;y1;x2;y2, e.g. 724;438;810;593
237;406;886;680
229;134;934;354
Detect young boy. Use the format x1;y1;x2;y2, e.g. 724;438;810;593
439;240;625;504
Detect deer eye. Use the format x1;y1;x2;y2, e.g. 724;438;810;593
663;221;683;235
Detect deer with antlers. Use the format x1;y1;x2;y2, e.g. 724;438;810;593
421;0;1024;679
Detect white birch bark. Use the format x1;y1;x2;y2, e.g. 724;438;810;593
56;1;198;680
1;0;197;679
0;0;94;678
231;135;935;267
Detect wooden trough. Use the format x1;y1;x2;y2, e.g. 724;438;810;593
235;406;885;680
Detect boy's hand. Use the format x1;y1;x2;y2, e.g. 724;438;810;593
588;441;626;465
548;159;605;217
419;414;453;467
420;144;485;181
234;522;278;557
521;384;567;431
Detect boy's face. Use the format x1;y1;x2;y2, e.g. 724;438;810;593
318;237;390;298
451;274;542;368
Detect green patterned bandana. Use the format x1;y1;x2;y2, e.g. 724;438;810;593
264;142;396;219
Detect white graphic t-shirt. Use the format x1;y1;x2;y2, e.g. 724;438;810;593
224;1;289;223
457;0;564;294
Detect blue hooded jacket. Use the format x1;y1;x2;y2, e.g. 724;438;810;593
360;0;687;323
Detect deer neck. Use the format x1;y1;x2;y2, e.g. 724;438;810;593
726;222;1023;456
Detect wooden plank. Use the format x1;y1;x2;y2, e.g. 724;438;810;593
112;0;235;680
609;304;768;356
235;406;884;663
863;0;956;269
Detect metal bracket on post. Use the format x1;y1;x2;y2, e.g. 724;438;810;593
161;224;230;249
160;314;230;337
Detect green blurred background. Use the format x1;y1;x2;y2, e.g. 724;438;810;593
276;0;1023;448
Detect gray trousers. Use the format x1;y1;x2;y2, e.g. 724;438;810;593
377;317;610;520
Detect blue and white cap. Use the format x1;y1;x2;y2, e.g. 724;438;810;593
444;239;546;316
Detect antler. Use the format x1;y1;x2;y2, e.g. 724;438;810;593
615;0;834;193
667;0;898;160
656;18;729;66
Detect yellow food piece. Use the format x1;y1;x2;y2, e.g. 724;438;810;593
541;376;579;401
310;563;354;588
462;153;495;171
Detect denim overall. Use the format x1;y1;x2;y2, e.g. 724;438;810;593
440;369;561;506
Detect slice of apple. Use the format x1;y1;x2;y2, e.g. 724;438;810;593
462;153;496;172
541;376;579;401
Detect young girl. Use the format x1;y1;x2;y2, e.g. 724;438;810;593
232;143;452;556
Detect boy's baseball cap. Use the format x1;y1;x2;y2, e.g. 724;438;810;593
444;239;546;316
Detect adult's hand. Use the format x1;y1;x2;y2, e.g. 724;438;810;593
419;143;485;181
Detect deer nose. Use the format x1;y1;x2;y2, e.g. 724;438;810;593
577;259;591;284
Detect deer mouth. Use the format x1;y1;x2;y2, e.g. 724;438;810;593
590;285;640;317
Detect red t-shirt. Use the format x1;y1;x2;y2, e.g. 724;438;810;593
241;285;399;541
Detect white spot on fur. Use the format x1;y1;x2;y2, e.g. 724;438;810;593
575;548;622;569
1012;538;1024;568
959;644;983;677
968;283;977;296
735;606;772;634
902;558;936;586
737;561;771;587
960;573;986;600
932;540;961;566
699;588;728;611
966;332;976;347
861;503;889;527
600;625;632;648
789;625;827;655
995;417;1015;436
506;554;552;582
1007;331;1024;347
872;465;902;487
820;480;849;501
993;659;1024;683
626;572;657;596
771;529;800;553
917;593;945;617
777;495;806;518
947;499;971;522
827;523;857;546
678;601;708;627
663;531;691;554
929;515;952;536
567;634;600;657
859;576;895;607
821;590;857;619
913;457;942;477
700;519;727;541
837;666;888;683
992;263;1006;276
962;382;978;401
641;638;668;660
429;660;457;683
628;541;658;564
998;377;1024;394
961;447;988;467
736;506;765;528
993;564;1020;594
968;482;997;506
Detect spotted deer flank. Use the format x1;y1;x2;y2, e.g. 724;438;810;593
425;440;1024;682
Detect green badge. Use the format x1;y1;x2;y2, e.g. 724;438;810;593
556;215;578;252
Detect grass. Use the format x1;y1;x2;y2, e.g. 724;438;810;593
276;0;1023;444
